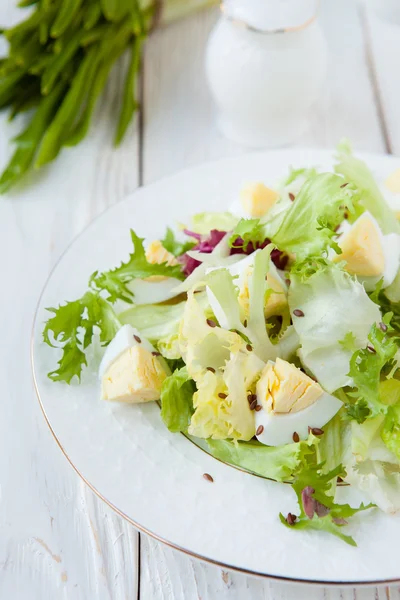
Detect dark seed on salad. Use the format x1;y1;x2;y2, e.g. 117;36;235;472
337;476;344;483
340;182;349;188
206;318;217;328
203;473;214;483
218;392;227;399
246;344;253;352
250;399;257;410
255;405;262;412
133;335;141;343
367;345;376;354
243;319;248;328
256;425;264;435
285;278;291;287
379;321;388;332
207;366;216;373
292;432;300;443
247;393;257;404
286;513;297;526
152;351;161;356
311;427;324;436
289;192;295;201
293;309;304;317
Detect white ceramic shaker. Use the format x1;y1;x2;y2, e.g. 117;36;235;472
205;0;327;147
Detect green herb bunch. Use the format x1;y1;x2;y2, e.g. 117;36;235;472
0;0;216;193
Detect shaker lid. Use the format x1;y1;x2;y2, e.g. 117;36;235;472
223;0;319;32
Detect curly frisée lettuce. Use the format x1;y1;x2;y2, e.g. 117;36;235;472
272;173;358;260
42;146;400;547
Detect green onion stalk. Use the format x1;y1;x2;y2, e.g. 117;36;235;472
0;0;217;193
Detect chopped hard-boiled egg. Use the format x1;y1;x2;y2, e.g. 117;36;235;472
334;211;400;291
99;324;155;378
145;240;179;267
385;168;400;194
255;358;342;446
99;324;168;403
229;183;279;219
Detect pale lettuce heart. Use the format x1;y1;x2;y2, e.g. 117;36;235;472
289;265;381;392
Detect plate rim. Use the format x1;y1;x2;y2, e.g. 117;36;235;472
31;148;400;586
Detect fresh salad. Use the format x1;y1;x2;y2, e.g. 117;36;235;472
43;142;400;546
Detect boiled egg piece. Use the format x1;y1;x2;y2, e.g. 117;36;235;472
229;183;279;219
100;324;168;403
383;168;400;218
334;211;400;291
255;358;342;446
99;324;155;379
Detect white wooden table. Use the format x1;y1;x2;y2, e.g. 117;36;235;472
1;1;400;598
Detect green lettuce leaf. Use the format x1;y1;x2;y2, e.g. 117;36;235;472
90;230;184;303
346;314;398;422
382;404;400;460
160;366;195;433
188;212;239;235
335;141;400;235
228;218;266;250
289;262;381;392
119;301;185;344
207;438;315;482
43;291;121;383
188;348;264;441
280;461;374;546
161;227;195;257
272;173;357;259
206;248;298;363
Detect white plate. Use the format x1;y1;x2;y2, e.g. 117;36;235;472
32;149;400;585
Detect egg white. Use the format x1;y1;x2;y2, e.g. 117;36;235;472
255;392;343;446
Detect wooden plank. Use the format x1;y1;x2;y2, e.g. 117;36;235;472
364;4;400;155
0;2;141;598
140;1;391;598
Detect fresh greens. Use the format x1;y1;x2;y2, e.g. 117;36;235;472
272;173;357;259
119;301;185;344
335;140;400;236
345;314;398;422
289;263;381;392
208;437;315;482
43;229;183;382
229;218;266;250
90;230;184;303
279;461;374;546
0;0;216;192
160;367;195;433
161;227;196;257
43;291;120;383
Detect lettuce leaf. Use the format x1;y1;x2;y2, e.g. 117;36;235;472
188;349;263;441
207;438;315;482
90;230;184;303
335;141;400;236
160;367;195;433
161;227;196;257
345;315;398;421
272;173;356;259
188;212;239;235
119;301;185;344
280;460;374;546
289;263;381;392
43;291;121;383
